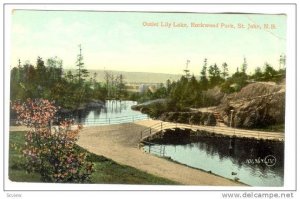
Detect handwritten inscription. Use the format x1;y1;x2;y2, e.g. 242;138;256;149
143;21;277;30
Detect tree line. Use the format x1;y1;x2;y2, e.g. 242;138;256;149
10;46;127;110
138;57;286;111
10;48;286;111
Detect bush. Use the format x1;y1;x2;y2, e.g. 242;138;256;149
190;112;202;125
11;99;94;183
176;112;191;124
166;112;179;122
148;102;168;118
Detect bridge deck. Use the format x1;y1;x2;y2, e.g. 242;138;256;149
137;119;284;141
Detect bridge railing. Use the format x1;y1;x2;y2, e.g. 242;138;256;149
140;121;284;141
141;141;166;157
10;114;150;126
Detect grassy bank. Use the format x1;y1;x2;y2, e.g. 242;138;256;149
9;131;179;185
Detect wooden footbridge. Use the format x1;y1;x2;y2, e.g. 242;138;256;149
138;120;284;142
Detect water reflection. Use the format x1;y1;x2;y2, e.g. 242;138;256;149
58;100;148;125
144;130;284;186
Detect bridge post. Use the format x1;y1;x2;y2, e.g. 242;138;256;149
160;145;162;156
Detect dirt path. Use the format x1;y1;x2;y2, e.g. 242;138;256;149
76;121;244;186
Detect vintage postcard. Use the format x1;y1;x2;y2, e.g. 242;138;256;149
4;4;296;196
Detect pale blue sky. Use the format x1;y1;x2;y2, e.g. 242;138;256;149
11;10;286;75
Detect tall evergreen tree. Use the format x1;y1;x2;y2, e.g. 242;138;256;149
200;58;209;90
208;63;222;87
279;54;286;69
75;44;89;84
241;57;247;73
221;62;229;80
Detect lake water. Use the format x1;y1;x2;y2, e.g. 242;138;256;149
68;100;148;125
144;133;284;187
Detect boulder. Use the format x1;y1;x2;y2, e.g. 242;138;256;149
218;82;285;129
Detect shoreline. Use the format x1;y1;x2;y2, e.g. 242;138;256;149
9;125;243;186
9;121;282;186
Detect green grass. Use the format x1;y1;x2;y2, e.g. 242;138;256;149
9;131;179;185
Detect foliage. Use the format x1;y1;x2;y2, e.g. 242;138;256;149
241;57;247;73
221;62;229;80
136;57;286;117
11;53;286;115
11;99;94;183
189;112;202;125
10;56;108;110
251;63;285;83
75;45;89;85
221;71;248;93
147;101;168;118
208;63;223;87
104;71;128;100
199;58;209;90
9;131;179;184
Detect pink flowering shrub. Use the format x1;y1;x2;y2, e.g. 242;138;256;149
12;99;94;182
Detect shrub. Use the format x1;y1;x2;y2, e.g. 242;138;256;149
176;112;191;124
148;102;167;118
166;112;179;122
190;112;202;125
11;99;94;183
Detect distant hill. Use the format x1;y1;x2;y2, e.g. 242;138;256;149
64;69;183;84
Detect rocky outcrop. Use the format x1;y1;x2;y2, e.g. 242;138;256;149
204;86;226;105
159;111;216;126
218;82;285;129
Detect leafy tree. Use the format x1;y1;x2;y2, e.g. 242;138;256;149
10;55;108;110
11;99;94;182
46;57;63;82
221;71;248;93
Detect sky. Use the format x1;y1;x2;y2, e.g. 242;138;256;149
11;10;286;75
